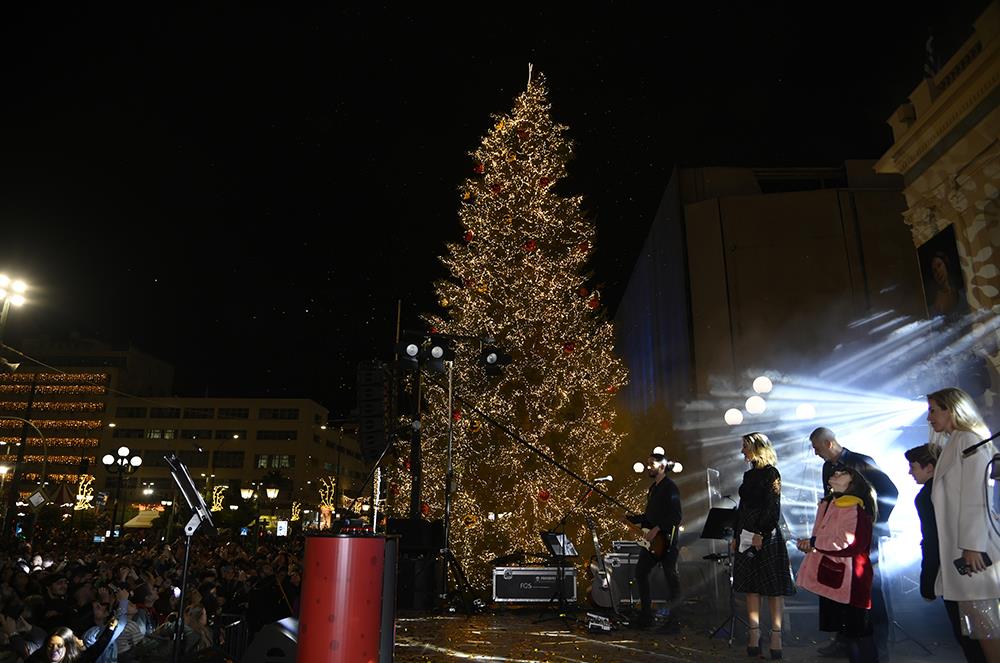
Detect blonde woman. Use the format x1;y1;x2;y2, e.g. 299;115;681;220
927;387;1000;662
733;432;795;659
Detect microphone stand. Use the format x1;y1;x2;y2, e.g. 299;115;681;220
963;430;1000;457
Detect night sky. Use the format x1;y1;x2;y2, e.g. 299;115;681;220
0;3;987;413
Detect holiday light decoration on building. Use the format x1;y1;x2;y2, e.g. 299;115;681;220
291;500;301;522
74;475;95;510
211;485;227;512
384;72;632;586
317;476;336;510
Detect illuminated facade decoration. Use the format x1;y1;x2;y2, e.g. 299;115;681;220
383;73;631;586
876;2;1000;406
74;474;94;510
0;339;366;530
211;485;227;511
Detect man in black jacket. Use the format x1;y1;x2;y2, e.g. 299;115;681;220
629;453;681;628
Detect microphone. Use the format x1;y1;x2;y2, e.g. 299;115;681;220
963;430;1000;458
593;475;613;483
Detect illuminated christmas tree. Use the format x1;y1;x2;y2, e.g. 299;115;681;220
387;72;632;588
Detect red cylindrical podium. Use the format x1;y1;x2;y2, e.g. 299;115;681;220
298;535;386;663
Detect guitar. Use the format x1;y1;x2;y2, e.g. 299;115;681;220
585;515;618;609
623;518;673;558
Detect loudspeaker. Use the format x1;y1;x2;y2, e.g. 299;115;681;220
242;617;297;663
602;553;670;604
396;553;438;610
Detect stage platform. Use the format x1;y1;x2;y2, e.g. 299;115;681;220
392;594;966;662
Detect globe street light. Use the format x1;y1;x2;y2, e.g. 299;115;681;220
102;446;142;536
0;275;27;346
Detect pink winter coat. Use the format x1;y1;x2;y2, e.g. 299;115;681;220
796;496;873;608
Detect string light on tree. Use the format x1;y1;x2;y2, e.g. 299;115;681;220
384;71;633;587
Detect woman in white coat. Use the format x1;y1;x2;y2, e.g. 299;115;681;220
927;387;1000;662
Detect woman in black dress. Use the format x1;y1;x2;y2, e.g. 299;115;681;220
733;432;795;659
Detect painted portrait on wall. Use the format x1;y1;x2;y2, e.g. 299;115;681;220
918;224;969;319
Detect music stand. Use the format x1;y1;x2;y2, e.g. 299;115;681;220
163;453;216;663
534;529;579;625
700;507;747;646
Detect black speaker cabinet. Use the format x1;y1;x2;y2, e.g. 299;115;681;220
243;617;297;663
599;553;669;605
396;553;438;610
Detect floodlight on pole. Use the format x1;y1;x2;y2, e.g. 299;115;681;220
0;274;27;345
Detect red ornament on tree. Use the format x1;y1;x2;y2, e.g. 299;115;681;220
539;176;550;187
517;128;529;141
537;489;550;502
523;239;537;252
420;503;430;517
473;162;484;174
464;230;474;242
577;286;589;298
577;241;590;253
600;420;611;431
430;326;439;334
563;342;575;354
490;183;502;195
587;296;600;309
403;459;411;471
389;485;400;497
605;385;619;394
452;409;462;422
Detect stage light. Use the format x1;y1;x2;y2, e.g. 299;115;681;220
652;446;665;455
724;408;744;425
796;403;816;419
671;462;684;474
753;376;773;394
478;346;511;376
745;396;766;414
117;446;130;457
632;462;645;473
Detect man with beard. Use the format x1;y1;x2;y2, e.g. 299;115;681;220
628;453;682;629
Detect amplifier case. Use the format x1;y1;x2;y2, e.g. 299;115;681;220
492;566;577;603
600;552;669;604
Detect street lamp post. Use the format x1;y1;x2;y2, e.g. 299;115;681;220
102;446;142;537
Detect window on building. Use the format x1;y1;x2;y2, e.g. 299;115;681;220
142;451;171;467
253;454;295;469
218;408;250;419
145;429;162;439
177;450;207;467
258;408;300;420
115;407;147;418
150;407;181;419
183;407;215;419
111;428;144;438
180;429;213;440
273;454;294;469
212;451;245;468
256;430;297;441
214;430;247;440
163;429;177;439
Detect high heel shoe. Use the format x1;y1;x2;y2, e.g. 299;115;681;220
769;628;783;660
747;626;761;657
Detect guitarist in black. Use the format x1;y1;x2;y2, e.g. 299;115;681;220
629;453;682;628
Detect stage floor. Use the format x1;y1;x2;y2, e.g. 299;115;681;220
393;601;965;662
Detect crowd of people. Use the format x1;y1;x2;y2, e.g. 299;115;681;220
0;533;303;662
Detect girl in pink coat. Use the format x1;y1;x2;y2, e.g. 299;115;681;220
797;465;878;662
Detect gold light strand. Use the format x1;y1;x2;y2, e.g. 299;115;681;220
291;501;301;522
384;73;636;588
74;475;95;510
211;485;228;512
318;476;337;510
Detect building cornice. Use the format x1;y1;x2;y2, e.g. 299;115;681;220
876;36;1000;177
